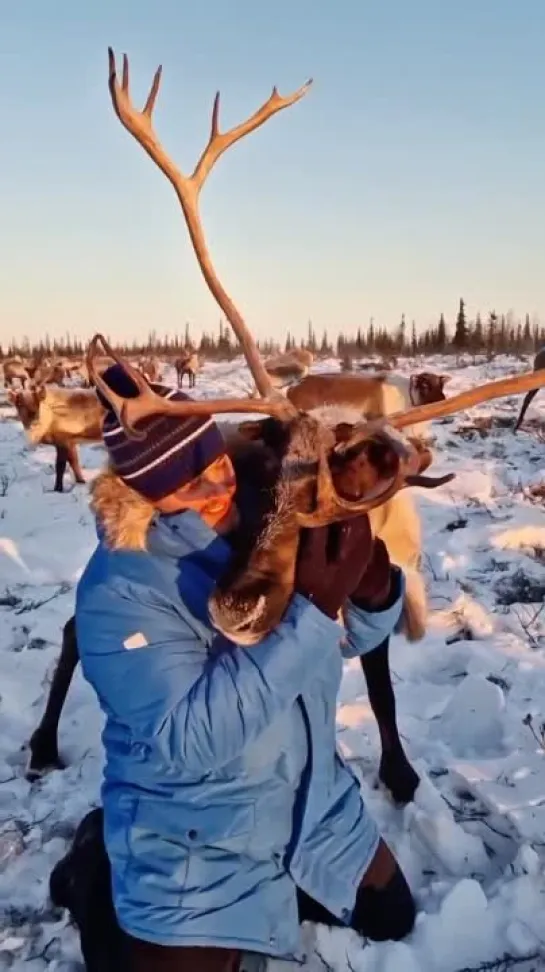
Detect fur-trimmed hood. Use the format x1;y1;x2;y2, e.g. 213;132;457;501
90;467;157;551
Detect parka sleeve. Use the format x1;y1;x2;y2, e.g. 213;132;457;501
76;584;341;774
342;566;405;659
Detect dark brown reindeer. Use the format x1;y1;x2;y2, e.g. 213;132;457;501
513;347;545;432
26;50;545;806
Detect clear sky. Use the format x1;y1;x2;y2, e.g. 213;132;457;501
1;1;544;346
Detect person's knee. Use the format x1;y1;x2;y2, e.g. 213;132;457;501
352;855;416;942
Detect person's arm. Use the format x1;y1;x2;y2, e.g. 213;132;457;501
342;538;405;659
76;581;341;774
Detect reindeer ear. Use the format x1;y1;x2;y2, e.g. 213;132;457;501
439;374;452;386
34;384;47;402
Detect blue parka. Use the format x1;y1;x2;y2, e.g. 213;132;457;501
75;471;404;959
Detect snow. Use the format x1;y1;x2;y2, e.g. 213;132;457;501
1;353;545;971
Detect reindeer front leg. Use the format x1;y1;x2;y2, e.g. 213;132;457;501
514;388;539;433
54;445;69;492
359;638;419;805
345;542;420;805
27;616;79;780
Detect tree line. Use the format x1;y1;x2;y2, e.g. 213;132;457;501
2;300;543;361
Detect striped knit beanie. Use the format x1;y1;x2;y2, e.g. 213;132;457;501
97;364;227;502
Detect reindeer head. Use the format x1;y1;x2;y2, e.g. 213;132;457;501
411;372;451;406
7;385;47;433
88;49;545;644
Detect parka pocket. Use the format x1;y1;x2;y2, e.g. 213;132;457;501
125;797;256;908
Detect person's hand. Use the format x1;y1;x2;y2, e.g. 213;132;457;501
294;516;376;619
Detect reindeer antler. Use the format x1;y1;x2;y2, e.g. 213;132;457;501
96;48;310;431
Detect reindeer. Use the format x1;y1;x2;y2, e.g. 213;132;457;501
174;351;200;388
8;386;103;492
32;360;67;386
72;355;114;388
287;371;451;442
514;347;545;432
3;357;30;388
137;355;162;383
26;50;545;806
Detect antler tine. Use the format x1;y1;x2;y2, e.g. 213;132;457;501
191;80;313;190
107;48;309;408
86;334;293;440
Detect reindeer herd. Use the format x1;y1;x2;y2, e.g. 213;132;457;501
2;48;545;802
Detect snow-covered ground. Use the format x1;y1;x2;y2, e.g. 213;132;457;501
1;353;545;972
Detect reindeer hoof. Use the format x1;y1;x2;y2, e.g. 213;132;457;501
379;750;420;805
26;737;66;781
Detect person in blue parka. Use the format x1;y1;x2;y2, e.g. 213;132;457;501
66;364;415;972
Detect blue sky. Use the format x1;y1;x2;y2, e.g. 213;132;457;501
1;1;544;345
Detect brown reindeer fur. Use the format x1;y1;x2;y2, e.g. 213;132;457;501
291;397;438;642
288;371;450;440
137;357;162;383
213;408;430;644
262;350;312;388
285;348;314;367
175;353;200;388
19;387;103;445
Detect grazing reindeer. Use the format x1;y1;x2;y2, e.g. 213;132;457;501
3;357;30;388
74;356;115;388
32;360;67;386
175;351;200;388
137;355;162;383
514;347;545;432
26;50;545;807
8;386;103;492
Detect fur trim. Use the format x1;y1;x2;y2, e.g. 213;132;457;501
90;467;156;551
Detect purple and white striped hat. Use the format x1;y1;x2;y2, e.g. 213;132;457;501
97;364;227;502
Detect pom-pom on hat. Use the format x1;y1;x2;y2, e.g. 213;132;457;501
97;364;227;502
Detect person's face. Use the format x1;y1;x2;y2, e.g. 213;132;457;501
154;453;238;533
